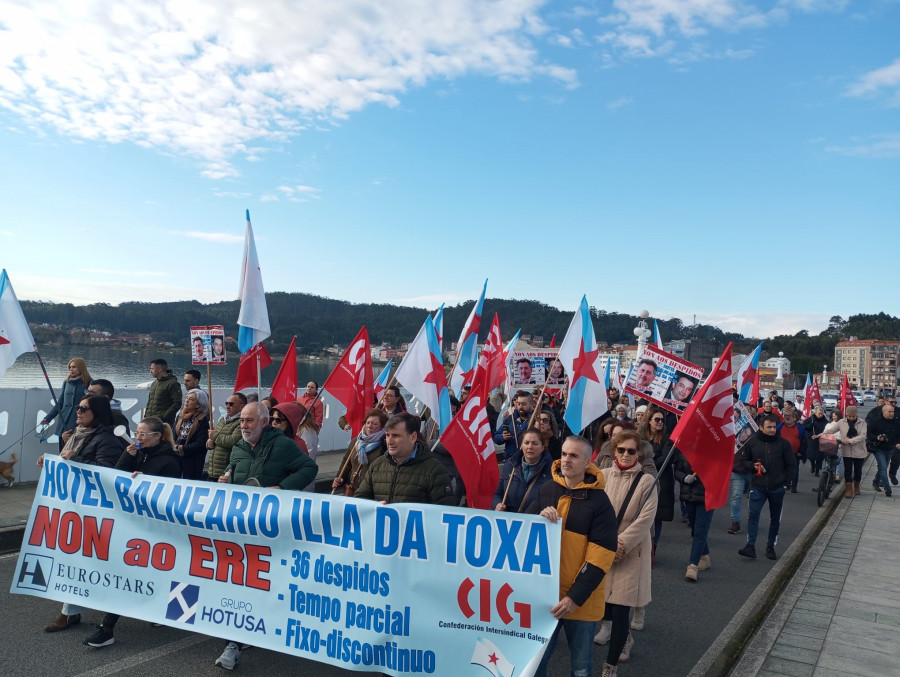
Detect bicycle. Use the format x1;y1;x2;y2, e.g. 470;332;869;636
816;448;840;507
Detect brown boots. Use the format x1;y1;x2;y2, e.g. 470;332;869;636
44;613;80;632
854;481;861;496
845;482;853;499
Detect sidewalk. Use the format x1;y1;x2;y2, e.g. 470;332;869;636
728;458;898;677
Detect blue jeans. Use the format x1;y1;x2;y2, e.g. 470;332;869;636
873;450;892;489
729;472;752;523
536;618;597;677
686;503;714;565
746;486;785;549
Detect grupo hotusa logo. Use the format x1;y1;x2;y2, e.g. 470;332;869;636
166;581;200;624
17;553;54;592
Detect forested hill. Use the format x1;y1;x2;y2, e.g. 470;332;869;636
20;293;744;351
19;295;900;374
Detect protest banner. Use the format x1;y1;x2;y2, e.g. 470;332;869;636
12;458;560;676
509;350;564;392
191;325;226;365
733;401;759;452
623;345;704;415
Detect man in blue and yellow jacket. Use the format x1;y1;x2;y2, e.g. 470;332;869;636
529;435;618;676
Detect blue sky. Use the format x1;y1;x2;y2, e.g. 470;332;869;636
1;0;897;340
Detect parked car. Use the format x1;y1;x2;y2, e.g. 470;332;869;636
864;392;876;402
822;395;838;410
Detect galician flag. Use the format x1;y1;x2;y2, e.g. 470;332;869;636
735;342;763;404
394;315;452;434
450;280;487;396
470;637;515;677
653;319;664;350
433;304;444;351
0;269;37;378
374;359;393;401
237;210;271;354
557;296;607;434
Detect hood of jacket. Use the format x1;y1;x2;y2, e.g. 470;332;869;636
273;401;305;438
550;459;606;491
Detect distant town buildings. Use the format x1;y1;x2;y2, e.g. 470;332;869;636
834;338;900;390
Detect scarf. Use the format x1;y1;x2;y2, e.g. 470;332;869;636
61;425;96;458
520;459;538;483
846;419;858;439
357;429;386;465
615;458;639;471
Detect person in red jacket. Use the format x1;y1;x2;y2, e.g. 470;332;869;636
297;380;323;427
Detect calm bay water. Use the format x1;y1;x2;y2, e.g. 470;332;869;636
1;345;336;390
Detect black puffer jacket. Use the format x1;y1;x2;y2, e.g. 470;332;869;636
492;450;553;513
739;430;796;490
673;450;705;503
116;441;182;478
71;425;127;468
651;439;676;521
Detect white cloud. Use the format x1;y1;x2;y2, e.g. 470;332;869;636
825;133;900;158
15;273;232;305
78;268;166;277
0;0;573;177
607;95;634;110
260;194;279;202
175;230;244;243
846;58;900;101
277;184;322;202
685;312;831;338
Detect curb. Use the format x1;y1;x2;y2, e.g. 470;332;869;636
687;479;847;677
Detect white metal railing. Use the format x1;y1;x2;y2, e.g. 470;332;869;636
0;387;352;484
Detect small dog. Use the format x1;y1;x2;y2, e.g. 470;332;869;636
0;453;18;488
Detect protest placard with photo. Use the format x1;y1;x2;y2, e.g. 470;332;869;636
509;349;559;391
190;325;226;365
623;345;705;415
733;400;759;452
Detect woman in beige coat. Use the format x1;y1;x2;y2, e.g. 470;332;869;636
593;430;657;676
838;406;867;498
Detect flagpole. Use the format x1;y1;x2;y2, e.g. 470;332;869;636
332;441;359;495
206;362;213;416
34;350;59;406
500;467;517;507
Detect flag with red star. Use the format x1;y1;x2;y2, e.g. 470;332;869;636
557;295;607;434
449;280;487;396
0;269;37;378
394;315;452;434
735;342;762;404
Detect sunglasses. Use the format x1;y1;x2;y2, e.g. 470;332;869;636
651;417;664;423
539;417;551;423
271;416;286;423
76;405;90;413
616;447;638;455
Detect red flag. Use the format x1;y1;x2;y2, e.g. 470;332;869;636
670;343;735;511
808;378;823;412
470;314;507;394
549;333;556;348
270;336;298;403
322;327;373;437
439;377;499;509
233;342;273;392
751;370;760;407
839;373;858;412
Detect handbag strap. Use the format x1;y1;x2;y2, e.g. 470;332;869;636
616;471;645;529
517;473;542;513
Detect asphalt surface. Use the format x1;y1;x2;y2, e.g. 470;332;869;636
0;408;862;676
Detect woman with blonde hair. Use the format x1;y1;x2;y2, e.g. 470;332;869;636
41;357;92;450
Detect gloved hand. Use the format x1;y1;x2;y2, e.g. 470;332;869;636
683;474;697;485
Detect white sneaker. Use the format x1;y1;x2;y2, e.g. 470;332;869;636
630;606;645;631
215;642;241;670
593;620;612;645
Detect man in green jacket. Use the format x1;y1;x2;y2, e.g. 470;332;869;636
205;392;246;480
145;359;182;430
218;402;318;489
214;401;318;669
355;412;455;505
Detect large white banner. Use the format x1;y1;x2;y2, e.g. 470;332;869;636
12;457;561;676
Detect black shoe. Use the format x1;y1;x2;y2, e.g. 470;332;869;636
790;486;797;493
766;546;777;560
815;471;820;477
886;487;893;497
874;481;883;493
84;626;114;648
891;475;899;486
738;545;757;559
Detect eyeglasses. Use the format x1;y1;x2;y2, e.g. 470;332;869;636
651;417;664;423
225;401;240;407
616;447;638;455
136;431;160;438
539;417;551;423
76;405;90;413
271;416;286;423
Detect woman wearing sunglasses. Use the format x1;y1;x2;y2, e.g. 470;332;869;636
40;394;126;633
593;430;657;673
